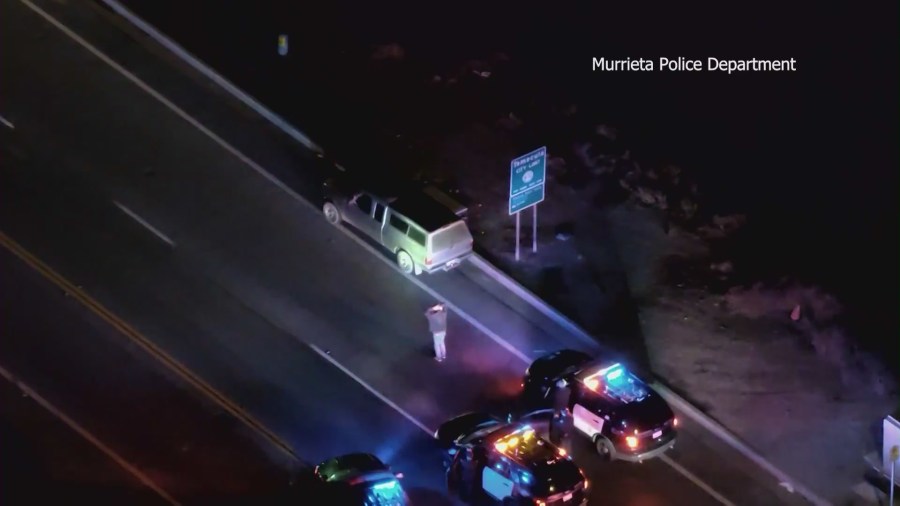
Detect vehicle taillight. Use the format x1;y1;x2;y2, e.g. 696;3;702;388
673;417;678;427
425;256;432;265
584;478;589;489
625;436;639;449
534;500;546;506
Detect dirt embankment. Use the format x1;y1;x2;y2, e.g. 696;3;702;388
332;43;898;502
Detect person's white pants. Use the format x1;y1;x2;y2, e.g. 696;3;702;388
433;331;447;361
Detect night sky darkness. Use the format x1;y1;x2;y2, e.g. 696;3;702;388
133;0;898;360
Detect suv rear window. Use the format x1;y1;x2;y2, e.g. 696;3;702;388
430;222;472;252
407;227;426;246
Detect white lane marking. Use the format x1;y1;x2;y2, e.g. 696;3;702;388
97;0;321;152
307;343;436;437
0;115;14;129
113;200;175;247
19;4;740;504
87;3;833;504
0;363;181;505
326;225;533;364
661;454;737;506
20;0;528;364
17;0;299;218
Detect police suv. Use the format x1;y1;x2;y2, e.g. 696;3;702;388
522;350;678;462
435;412;589;505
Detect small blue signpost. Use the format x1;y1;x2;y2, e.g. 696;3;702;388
509;146;547;261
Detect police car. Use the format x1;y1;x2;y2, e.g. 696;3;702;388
310;453;409;505
435;412;589;505
522;350;678;462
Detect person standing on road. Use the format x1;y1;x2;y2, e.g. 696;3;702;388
549;378;572;446
425;303;448;362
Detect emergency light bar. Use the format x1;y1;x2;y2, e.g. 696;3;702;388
493;424;567;458
582;363;625;391
373;480;398;490
494;425;536;452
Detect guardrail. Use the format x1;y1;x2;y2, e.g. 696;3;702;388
92;2;831;504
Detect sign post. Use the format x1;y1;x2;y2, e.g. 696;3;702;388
890;445;898;506
509;147;547;261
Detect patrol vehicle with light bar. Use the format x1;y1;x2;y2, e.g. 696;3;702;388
311;453;409;505
522;350;677;462
435;412;588;505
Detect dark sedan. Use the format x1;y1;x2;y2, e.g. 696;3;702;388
309;453;409;505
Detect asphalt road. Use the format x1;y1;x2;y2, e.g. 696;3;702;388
0;0;810;505
0;365;165;506
0;244;294;505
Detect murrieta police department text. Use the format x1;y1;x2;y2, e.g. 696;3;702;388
592;57;797;74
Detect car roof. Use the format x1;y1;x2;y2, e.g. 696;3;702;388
317;453;387;482
487;425;567;469
574;361;651;405
388;192;462;232
530;350;592;377
329;172;462;232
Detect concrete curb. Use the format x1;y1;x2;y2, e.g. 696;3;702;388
94;0;322;154
92;2;830;505
467;254;599;350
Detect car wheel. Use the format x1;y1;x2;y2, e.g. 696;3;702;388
595;437;614;461
396;250;414;274
323;202;340;225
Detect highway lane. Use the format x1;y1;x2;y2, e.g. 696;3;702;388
0;241;292;504
0;9;451;506
1;0;805;505
0;369;166;505
0;146;450;505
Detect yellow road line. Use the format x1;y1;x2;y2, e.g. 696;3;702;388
0;229;302;465
0;363;181;505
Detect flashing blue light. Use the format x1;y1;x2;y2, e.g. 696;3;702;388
520;472;532;484
598;363;624;381
373;480;398;491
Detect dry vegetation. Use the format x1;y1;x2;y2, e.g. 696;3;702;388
363;44;898;501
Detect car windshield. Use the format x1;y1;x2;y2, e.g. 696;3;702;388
319;454;385;482
331;478;404;505
531;350;590;378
